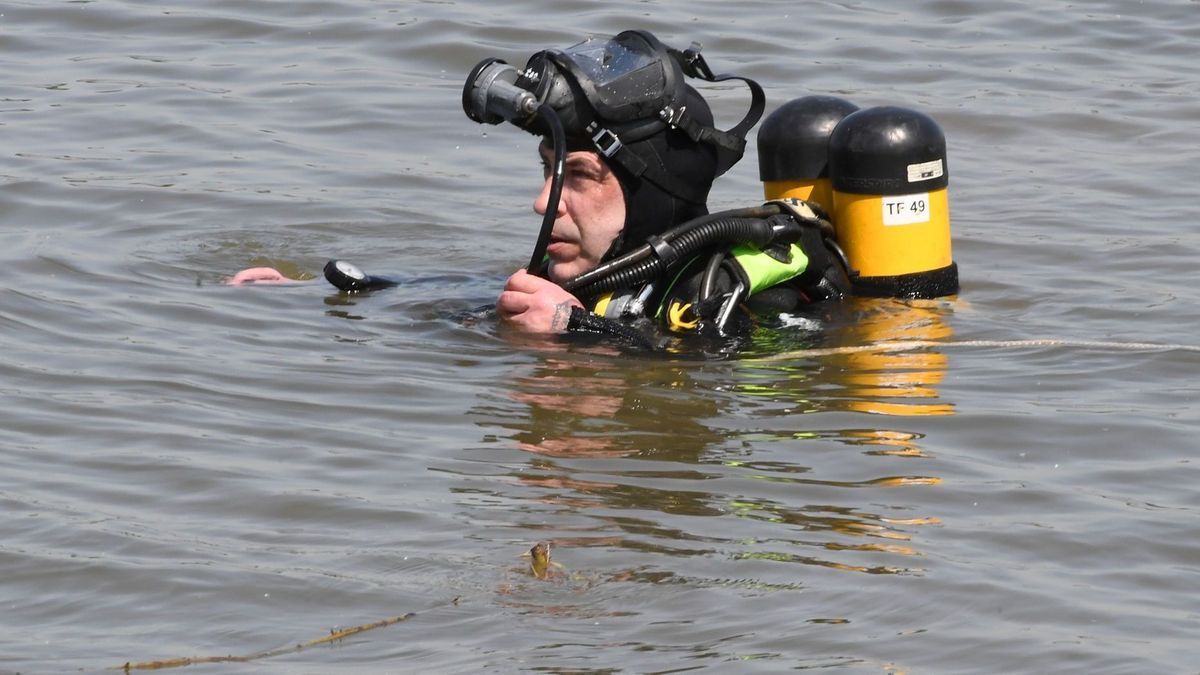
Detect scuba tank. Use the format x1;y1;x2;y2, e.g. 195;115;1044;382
758;95;859;215
760;99;959;299
828;106;958;298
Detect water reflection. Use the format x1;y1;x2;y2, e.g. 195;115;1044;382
737;297;957;418
504;352;724;459
832;298;956;417
465;299;956;598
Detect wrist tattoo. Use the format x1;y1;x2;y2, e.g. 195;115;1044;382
551;301;573;332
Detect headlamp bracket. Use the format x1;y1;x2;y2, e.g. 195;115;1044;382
589;125;624;158
676;43;716;81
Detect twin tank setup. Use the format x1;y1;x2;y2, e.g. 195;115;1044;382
758;96;958;298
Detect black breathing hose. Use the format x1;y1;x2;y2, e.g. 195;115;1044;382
526;104;566;275
657;204;782;240
564;217;765;296
563;205;788;298
562;205;781;293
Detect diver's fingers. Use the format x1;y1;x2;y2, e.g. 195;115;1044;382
497;269;582;334
496;289;532;316
505;267;569;295
503;268;541;293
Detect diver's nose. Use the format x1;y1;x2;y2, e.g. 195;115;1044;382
533;175;565;218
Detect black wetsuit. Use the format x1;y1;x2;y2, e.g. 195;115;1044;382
565;208;852;348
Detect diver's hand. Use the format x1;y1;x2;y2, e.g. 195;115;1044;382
497;268;583;334
227;267;292;285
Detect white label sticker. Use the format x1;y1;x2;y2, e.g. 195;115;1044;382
882;193;931;226
907;159;944;183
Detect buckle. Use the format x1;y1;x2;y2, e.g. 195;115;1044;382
659;104;688;128
591;127;623;158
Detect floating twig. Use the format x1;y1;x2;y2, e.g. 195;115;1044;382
118;612;416;671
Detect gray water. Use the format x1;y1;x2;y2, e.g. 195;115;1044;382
2;1;1199;672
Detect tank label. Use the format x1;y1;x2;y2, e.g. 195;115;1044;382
882;193;930;226
907;159;944;182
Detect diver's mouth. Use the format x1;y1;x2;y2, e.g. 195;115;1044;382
545;236;573;259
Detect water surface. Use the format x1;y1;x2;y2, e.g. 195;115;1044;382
2;1;1198;672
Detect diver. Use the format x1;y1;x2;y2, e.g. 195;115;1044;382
232;30;958;346
465;30;851;345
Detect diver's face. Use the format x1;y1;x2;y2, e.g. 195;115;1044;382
535;144;626;284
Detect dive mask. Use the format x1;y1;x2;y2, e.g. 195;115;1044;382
463;30;764;178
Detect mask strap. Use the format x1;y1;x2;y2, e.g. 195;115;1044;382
668;45;766;175
587;37;766;204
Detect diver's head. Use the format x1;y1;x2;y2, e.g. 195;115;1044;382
464;30;762;259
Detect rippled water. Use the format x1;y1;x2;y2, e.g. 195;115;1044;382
2;1;1199;672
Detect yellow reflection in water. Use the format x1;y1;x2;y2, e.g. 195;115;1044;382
833;298;957;417
734;297;958;418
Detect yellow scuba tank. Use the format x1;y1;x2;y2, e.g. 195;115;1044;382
828;106;958;298
758;95;859;214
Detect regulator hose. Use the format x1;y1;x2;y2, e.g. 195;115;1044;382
563;204;793;299
526;104;566;275
562;205;782;293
